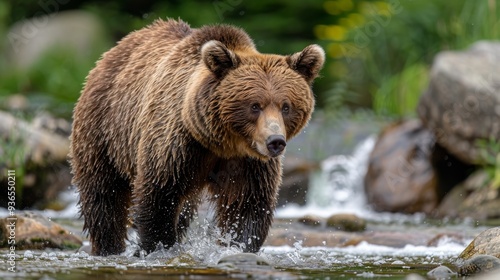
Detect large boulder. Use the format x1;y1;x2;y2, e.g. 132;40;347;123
364;120;438;213
364;120;472;214
418;41;500;164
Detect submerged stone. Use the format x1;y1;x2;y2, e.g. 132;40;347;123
297;215;322;227
459;255;500;276
405;273;427;280
326;213;366;232
218;253;270;266
427;265;457;279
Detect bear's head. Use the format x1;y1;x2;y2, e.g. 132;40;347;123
184;40;324;160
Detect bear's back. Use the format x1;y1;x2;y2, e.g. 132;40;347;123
76;19;258;179
75;19;193;177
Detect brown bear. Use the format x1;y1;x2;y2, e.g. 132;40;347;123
69;19;324;256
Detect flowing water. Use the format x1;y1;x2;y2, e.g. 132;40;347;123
0;136;486;279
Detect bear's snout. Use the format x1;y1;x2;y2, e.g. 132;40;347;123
266;135;286;157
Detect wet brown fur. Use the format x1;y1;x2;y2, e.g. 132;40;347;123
69;19;324;256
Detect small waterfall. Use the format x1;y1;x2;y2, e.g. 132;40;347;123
309;136;376;210
277;136;377;218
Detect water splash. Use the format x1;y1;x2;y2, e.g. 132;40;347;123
121;216;245;266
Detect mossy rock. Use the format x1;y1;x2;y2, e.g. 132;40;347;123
326;214;366;232
0;211;82;250
459;227;500;260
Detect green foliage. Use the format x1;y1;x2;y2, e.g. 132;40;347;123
476;137;500;189
0;48;102;117
372;63;428;116
316;0;500;117
0;126;26;198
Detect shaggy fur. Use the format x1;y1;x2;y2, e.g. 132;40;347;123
69;19;324;256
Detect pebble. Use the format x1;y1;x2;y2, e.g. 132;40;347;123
326;214;366;232
297;215;322;227
218;253;270;267
405;273;426;280
24;250;34;259
427;265;457;279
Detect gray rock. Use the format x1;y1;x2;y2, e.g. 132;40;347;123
427;265;457;279
459;255;500;276
418;41;500;164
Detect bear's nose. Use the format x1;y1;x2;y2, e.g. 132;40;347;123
266;135;286;157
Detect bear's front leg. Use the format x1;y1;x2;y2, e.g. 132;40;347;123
133;134;212;254
209;157;282;252
133;177;184;253
72;140;132;256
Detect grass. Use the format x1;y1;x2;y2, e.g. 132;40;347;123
0;47;105;118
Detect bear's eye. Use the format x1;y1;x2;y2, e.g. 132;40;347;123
251;103;261;113
282;104;290;114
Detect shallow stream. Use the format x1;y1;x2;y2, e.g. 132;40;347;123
0;216;484;279
0;137;490;279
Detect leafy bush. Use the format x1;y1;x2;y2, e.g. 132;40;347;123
316;0;500;117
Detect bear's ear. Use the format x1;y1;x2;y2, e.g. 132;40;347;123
287;44;325;83
201;40;239;77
